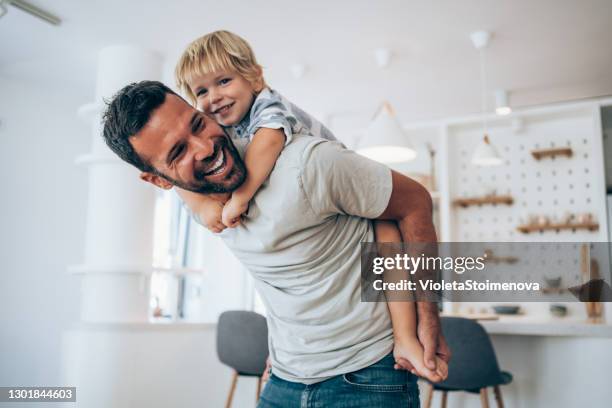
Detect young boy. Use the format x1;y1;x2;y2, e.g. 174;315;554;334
174;30;447;382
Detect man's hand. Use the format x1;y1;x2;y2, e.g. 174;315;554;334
261;357;272;383
419;319;451;370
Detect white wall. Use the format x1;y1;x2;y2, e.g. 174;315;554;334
61;325;260;408
0;76;89;386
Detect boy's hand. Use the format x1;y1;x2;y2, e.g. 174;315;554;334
200;199;226;233
222;196;249;228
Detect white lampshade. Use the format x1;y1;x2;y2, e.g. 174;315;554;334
472;135;503;166
357;102;417;164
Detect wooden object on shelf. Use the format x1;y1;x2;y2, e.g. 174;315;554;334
516;221;599;234
483;249;519;264
453;195;514;208
531;147;573;160
580;247;605;322
541;287;566;294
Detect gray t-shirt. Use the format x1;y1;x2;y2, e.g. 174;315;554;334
218;134;394;384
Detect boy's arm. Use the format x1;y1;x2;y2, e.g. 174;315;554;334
176;188;227;233
375;221;417;343
232;128;285;202
221;128;285;226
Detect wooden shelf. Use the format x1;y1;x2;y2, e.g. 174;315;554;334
517;222;599;234
453;195;514;208
531;147;573;160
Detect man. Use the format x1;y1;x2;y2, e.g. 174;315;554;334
102;81;450;407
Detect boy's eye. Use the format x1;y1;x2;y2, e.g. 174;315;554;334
219;78;231;85
196;88;208;97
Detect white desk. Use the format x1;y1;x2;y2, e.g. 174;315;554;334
479;315;612;337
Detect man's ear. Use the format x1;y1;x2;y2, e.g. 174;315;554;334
140;172;173;190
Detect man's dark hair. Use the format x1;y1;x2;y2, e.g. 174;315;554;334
102;80;177;173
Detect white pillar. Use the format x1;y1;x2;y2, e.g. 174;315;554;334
72;45;163;323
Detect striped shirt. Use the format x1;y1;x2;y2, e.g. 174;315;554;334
224;88;337;143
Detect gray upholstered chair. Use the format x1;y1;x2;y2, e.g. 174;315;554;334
423;317;513;408
217;310;269;408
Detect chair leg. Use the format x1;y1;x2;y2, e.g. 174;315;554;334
493;385;504;408
256;376;262;402
423;383;434;408
225;371;238;408
480;388;490;408
440;390;448;408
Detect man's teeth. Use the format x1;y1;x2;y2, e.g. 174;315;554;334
208;150;225;175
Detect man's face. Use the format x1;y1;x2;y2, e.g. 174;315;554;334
131;93;246;193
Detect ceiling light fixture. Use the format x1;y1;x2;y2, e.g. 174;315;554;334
374;48;392;68
470;30;503;167
0;0;61;25
472;135;503;166
495;89;512;115
357;101;417;164
290;63;306;79
0;0;8;18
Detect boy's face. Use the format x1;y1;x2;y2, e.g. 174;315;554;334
188;70;259;127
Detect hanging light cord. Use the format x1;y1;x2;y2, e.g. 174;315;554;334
479;46;488;136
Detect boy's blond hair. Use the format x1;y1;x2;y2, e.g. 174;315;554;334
175;30;265;104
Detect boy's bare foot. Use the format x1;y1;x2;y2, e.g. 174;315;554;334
393;337;448;383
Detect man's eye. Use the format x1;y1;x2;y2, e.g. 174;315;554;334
172;145;185;164
219;78;231;85
192;115;204;133
196;88;208;97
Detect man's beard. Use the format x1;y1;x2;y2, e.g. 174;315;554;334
163;136;247;194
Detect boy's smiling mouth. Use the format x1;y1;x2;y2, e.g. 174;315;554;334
212;102;235;115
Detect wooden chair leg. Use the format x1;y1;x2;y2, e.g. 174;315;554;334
480;388;490;408
256;376;262;402
440;390;448;408
493;385;504;408
225;371;238;408
423;383;434;408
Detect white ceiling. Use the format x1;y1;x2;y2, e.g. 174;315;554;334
1;0;612;126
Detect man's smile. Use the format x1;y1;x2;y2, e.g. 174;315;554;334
195;137;237;186
203;148;226;176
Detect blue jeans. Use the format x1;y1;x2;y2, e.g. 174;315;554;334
257;353;420;408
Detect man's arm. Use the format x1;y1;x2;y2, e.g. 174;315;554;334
376;171;451;370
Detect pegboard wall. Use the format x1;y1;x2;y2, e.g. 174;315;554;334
446;105;609;243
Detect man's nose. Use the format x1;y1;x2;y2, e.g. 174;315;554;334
193;138;214;162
